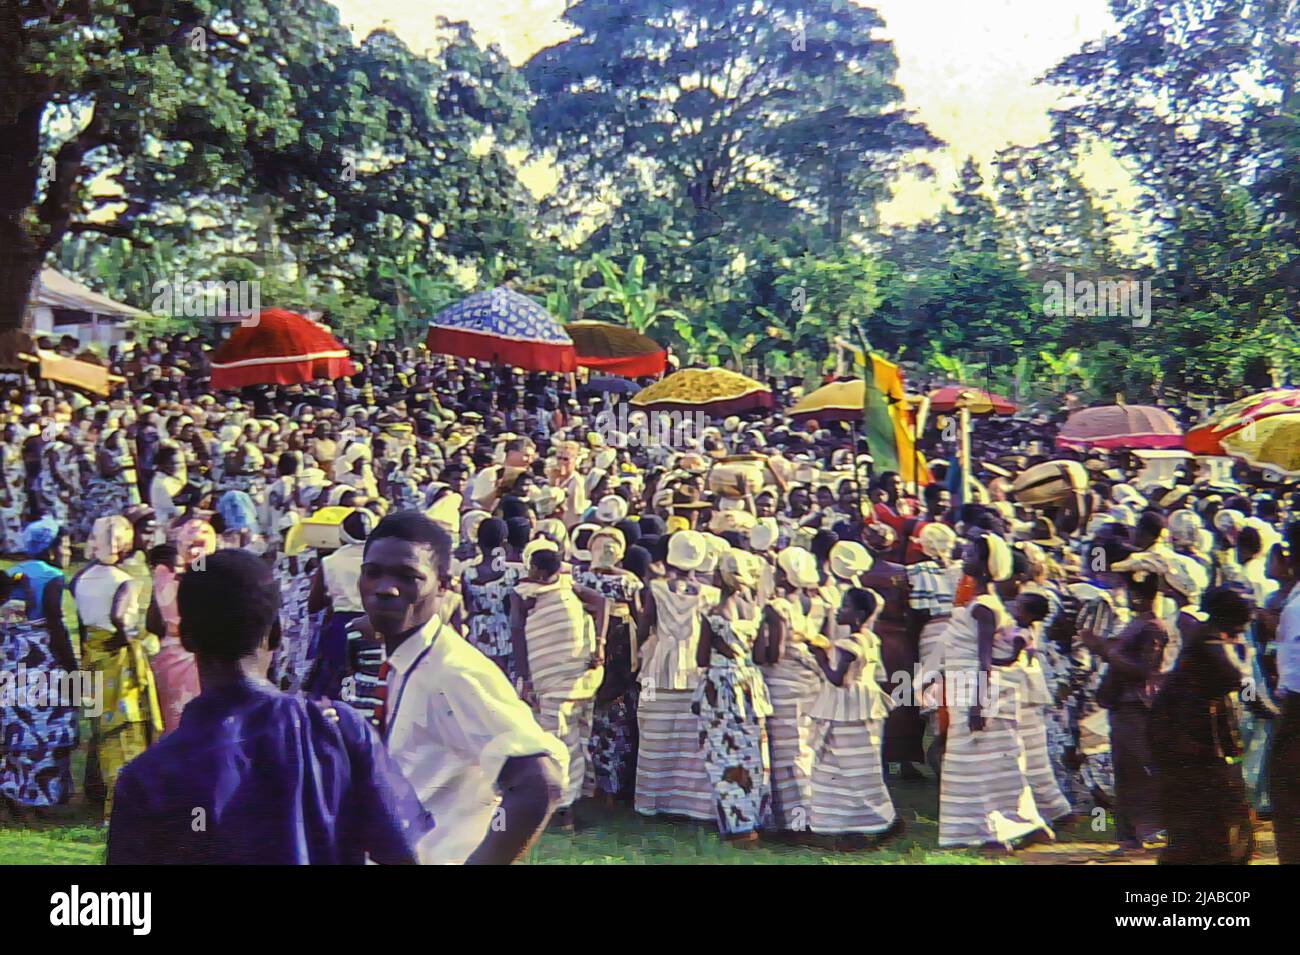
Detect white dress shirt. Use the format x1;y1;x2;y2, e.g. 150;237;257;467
150;472;184;527
384;618;567;865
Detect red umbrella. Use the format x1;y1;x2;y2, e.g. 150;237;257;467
927;385;1017;415
565;321;667;377
1056;404;1183;451
210;309;355;390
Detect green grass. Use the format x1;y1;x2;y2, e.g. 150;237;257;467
0;558;1110;864
0;771;1110;865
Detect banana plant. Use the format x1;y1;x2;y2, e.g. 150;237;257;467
583;253;688;336
1038;346;1091;396
929;351;970;384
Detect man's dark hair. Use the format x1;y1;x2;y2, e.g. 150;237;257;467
341;510;372;543
1200;585;1253;635
530;548;562;578
177;549;280;659
503;436;534;455
365;510;452;578
1018;592;1050;622
506;516;532;551
1136;510;1165;541
478;516;507;552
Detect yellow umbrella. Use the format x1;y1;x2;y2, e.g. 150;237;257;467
629;368;773;414
788;379;866;421
1221;411;1300;476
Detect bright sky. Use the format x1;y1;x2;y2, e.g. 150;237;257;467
329;0;1141;245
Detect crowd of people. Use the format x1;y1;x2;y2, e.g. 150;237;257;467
0;331;1296;864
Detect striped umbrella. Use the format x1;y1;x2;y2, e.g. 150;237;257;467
1056;404;1183;451
426;287;577;372
630;368;773;415
565;321;667;378
210;309;355;390
1185;388;1300;456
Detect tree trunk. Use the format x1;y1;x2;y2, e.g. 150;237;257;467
0;104;46;337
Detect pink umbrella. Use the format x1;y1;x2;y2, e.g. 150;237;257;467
1056;404;1183;451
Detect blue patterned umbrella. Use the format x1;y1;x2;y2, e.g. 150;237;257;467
426;287;577;372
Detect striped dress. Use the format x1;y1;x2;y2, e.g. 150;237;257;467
635;578;718;820
516;576;604;808
808;629;896;834
939;592;1050;848
907;560;959;715
1000;626;1073;824
761;594;825;832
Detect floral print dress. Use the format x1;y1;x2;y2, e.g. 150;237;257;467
1039;585;1118;811
0;596;79;807
692;609;772;837
462;557;522;688
575;567;644;799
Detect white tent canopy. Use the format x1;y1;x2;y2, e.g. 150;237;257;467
27;267;145;345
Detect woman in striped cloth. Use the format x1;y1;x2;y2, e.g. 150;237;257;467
512;541;607;830
807;587;902;848
998;587;1074;826
693;549;771;844
635;530;720;821
938;533;1051;852
905;523;961;756
759;546;831;836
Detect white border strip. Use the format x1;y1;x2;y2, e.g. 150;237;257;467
211;349;350;370
428;322;571;347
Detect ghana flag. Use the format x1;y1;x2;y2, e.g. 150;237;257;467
843;334;929;486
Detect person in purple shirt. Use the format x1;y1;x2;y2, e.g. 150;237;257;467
106;549;431;865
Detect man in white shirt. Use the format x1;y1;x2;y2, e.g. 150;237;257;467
469;436;536;510
359;510;566;864
149;444;186;528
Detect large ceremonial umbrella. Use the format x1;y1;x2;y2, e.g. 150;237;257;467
210;308;355;390
927;385;1017;415
426;287;576;372
565;321;667;377
1056;404;1183;451
788;378;867;422
1185;388;1300;456
630;368;773;415
1221;412;1300;477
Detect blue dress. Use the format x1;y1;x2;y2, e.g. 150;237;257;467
1;571;79;807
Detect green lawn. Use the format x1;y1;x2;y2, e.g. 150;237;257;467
0;770;1111;865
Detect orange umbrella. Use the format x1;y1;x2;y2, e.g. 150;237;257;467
927;385;1017;415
